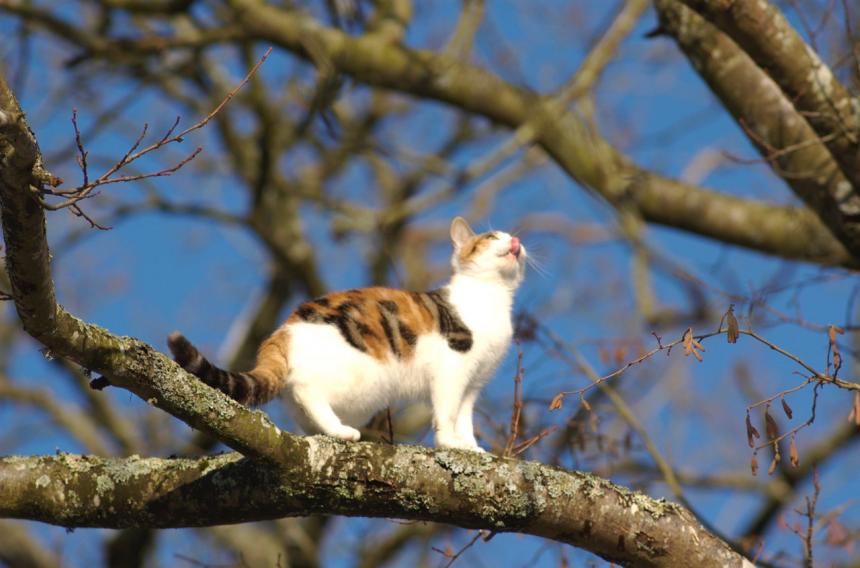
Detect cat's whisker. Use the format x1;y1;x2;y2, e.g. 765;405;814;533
517;240;549;278
525;255;549;278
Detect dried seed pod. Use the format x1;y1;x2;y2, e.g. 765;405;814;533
765;411;779;440
692;349;703;362
691;338;706;352
829;324;844;342
849;391;860;425
549;394;564;412
581;397;591;412
781;397;793;419
746;415;760;447
768;458;777;475
789;437;800;468
751;454;758;476
726;305;739;344
683;328;694;355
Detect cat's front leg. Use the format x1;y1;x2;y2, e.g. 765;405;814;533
434;428;478;451
453;387;484;452
432;377;483;452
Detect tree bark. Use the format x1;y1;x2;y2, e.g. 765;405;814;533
661;0;860;259
0;447;749;568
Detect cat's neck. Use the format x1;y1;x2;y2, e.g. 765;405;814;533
447;272;517;309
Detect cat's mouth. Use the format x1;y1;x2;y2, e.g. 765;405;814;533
503;237;521;260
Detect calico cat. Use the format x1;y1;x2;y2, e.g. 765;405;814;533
168;216;526;451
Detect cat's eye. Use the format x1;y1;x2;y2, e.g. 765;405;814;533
486;234;499;240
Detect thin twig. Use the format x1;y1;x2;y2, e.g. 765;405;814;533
38;47;273;226
550;321;859;410
432;530;488;568
503;339;524;457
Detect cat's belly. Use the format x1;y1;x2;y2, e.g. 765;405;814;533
285;322;434;424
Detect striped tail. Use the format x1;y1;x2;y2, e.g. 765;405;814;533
167;331;289;406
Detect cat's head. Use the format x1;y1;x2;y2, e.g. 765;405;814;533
450;217;526;288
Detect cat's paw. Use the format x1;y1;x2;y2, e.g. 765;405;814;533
329;426;362;442
436;434;483;452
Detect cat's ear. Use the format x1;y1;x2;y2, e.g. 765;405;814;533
451;217;475;250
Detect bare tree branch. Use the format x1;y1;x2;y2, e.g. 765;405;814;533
657;0;860;264
5;0;847;266
677;0;860;194
218;0;856;266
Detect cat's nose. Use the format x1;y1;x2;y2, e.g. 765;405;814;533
510;237;521;256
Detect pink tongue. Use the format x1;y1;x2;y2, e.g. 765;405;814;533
509;237;521;256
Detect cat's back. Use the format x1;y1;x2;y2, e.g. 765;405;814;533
285;287;442;362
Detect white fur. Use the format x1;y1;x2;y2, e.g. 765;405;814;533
281;219;526;451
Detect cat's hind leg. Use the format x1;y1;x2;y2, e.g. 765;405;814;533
289;387;362;442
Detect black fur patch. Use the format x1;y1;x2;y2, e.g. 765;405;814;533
167;333;257;405
296;304;321;322
424;289;473;352
377;299;412;358
229;372;251;403
399;321;418;348
294;296;382;354
379;308;400;357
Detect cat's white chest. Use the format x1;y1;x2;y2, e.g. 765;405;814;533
447;276;514;357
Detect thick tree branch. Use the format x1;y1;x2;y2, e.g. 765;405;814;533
655;0;860;263
668;0;860;259
0;448;749;568
677;0;860;193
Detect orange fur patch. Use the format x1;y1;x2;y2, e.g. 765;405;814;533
456;232;496;265
251;329;291;403
286;287;472;361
